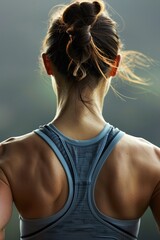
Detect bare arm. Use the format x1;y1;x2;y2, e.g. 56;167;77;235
0;168;13;240
150;180;160;231
150;147;160;232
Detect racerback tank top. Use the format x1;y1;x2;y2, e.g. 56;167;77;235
19;123;141;240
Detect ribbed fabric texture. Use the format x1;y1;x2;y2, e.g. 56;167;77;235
19;123;140;240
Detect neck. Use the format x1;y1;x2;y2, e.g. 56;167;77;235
50;75;110;137
51;87;107;138
52;100;106;140
55;91;105;123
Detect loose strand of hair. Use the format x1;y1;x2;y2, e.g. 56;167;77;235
119;50;153;85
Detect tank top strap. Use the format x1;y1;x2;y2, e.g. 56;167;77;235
88;125;125;183
34;125;74;177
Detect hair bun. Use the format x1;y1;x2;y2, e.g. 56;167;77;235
93;1;102;15
62;1;104;81
63;3;81;25
63;1;103;27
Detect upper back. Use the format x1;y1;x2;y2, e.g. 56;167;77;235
0;125;160;228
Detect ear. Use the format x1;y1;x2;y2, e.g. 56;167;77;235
109;55;121;77
42;53;54;76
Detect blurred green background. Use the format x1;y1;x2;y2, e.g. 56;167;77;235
0;0;160;239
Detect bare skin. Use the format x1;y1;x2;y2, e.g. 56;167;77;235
0;124;160;235
0;55;160;238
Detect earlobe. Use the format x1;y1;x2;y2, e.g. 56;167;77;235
110;54;121;77
42;53;54;76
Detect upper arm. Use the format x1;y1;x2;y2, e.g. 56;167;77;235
150;146;160;230
0;164;13;236
150;180;160;231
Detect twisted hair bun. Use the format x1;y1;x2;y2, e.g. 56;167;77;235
63;1;102;26
62;1;103;80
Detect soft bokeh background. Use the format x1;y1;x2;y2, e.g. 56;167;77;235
0;0;160;239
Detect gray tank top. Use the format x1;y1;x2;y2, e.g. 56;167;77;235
19;123;141;240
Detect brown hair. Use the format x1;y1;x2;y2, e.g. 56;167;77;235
42;0;151;100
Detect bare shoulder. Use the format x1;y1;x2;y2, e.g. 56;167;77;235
0;132;37;159
125;137;160;228
118;133;160;181
120;133;160;161
0;132;42;179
